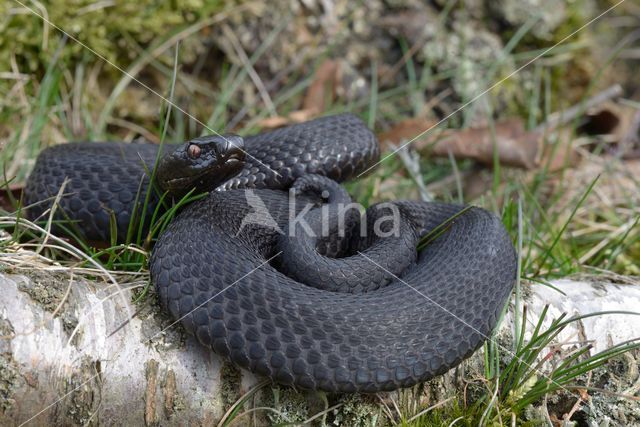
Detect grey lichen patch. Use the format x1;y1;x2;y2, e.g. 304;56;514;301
0;318;21;413
582;350;640;425
0;356;20;414
490;0;570;39
16;270;68;311
16;270;78;334
518;342;640;425
137;288;187;353
332;394;381;427
219;360;242;410
265;385;310;425
421;18;515;117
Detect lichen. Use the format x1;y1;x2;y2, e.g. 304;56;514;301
0;318;20;413
17;270;67;311
265;386;310;425
140;288;188;353
332;394;381;427
219;360;242;409
16;271;79;335
491;0;570;40
420;16;517;122
581;350;640;425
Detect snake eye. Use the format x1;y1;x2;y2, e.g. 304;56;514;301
187;144;201;159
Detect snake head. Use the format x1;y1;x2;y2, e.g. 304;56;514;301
157;134;245;195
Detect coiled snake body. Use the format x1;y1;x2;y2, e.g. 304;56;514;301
25;114;516;392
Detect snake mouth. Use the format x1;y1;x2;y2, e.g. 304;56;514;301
163;175;204;190
163;157;243;191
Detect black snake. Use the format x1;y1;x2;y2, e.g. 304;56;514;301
24;114;516;392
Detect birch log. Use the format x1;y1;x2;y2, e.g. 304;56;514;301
0;272;260;426
1;271;639;426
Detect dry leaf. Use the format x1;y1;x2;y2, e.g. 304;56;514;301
0;184;22;212
302;59;339;113
256;116;293;129
379;118;548;169
378;118;438;144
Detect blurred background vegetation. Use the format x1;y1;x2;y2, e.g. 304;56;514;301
2;0;635;155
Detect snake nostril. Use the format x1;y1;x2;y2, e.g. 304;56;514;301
188;144;201;159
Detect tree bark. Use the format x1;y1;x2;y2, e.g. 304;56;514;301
0;271;260;426
1;271;638;426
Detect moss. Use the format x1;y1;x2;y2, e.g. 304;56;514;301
0;1;227;78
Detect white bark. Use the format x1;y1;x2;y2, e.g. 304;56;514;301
0;272;260;426
510;278;640;353
0;272;638;425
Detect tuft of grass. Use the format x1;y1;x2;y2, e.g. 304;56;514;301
477;307;640;424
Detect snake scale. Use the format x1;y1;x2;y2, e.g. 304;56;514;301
24;113;516;392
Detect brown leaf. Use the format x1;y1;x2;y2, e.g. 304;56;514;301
379;118;546;169
538;128;582;171
0;184;22;212
256;109;318;130
378;118;438;145
302;59;340;113
256;115;293;129
577;107;620;136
